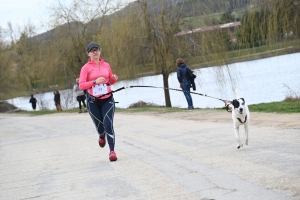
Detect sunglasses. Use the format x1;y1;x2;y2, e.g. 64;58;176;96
89;49;100;53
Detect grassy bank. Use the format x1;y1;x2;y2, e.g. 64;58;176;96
117;98;300;114
248;99;300;113
5;98;298;115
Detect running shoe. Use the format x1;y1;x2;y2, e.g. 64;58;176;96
109;151;117;161
98;133;106;148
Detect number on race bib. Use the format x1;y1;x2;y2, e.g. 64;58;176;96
92;84;108;96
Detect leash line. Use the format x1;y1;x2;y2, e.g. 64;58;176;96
128;85;233;112
95;85;231;107
89;85;233;112
129;85;224;100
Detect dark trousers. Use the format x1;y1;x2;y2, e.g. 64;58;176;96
55;101;62;111
87;95;116;151
182;81;193;108
76;95;86;109
31;103;36;110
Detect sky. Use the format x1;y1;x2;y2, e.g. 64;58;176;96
0;0;53;33
0;0;135;38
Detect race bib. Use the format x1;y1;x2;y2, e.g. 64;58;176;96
92;84;108;96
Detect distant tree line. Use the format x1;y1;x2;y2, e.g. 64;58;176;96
237;0;300;48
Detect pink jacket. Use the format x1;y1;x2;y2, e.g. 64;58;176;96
79;58;117;99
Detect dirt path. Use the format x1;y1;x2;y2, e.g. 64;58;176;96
148;109;300;129
0;110;299;200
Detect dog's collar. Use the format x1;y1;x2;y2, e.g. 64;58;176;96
237;115;247;123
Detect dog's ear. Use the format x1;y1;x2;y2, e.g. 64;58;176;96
240;98;245;103
232;99;239;108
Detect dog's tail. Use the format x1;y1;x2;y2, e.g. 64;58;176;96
235;88;240;99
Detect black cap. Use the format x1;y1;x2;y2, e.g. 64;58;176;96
87;42;100;52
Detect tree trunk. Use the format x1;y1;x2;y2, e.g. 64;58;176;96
162;73;172;107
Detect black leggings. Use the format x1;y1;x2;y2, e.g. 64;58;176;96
77;95;86;109
87;95;116;151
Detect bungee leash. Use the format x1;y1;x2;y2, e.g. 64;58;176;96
129;85;233;112
130;85;224;101
95;85;233;111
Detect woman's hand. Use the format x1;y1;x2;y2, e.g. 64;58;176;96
112;74;118;81
95;77;106;84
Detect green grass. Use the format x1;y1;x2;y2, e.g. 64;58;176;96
216;99;300;113
180;8;246;30
13;107;80;115
116;106;187;113
118;98;300;114
248;99;300;113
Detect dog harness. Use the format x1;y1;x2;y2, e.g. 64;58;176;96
237;115;247;123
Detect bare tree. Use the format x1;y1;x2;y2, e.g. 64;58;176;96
139;0;188;107
60;90;77;109
8;23;48;94
101;0;190;107
0;29;14;99
98;0;239;107
37;94;52;110
47;0;122;78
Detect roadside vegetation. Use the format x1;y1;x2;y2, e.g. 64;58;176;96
248;99;300;113
119;94;300;114
2;95;299;115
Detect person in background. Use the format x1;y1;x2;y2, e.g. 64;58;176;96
79;42;118;162
29;94;37;111
176;58;194;110
73;78;87;113
53;91;62;111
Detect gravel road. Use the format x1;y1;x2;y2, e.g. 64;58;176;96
0;110;299;200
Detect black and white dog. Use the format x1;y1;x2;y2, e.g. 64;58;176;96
230;90;250;149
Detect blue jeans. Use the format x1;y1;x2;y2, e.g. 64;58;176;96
87;95;116;151
182;82;193;108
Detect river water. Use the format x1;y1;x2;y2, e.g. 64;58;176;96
6;53;300;111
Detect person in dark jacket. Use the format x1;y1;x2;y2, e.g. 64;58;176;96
73;78;87;113
176;58;194;110
53;91;62;111
29;95;37;111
